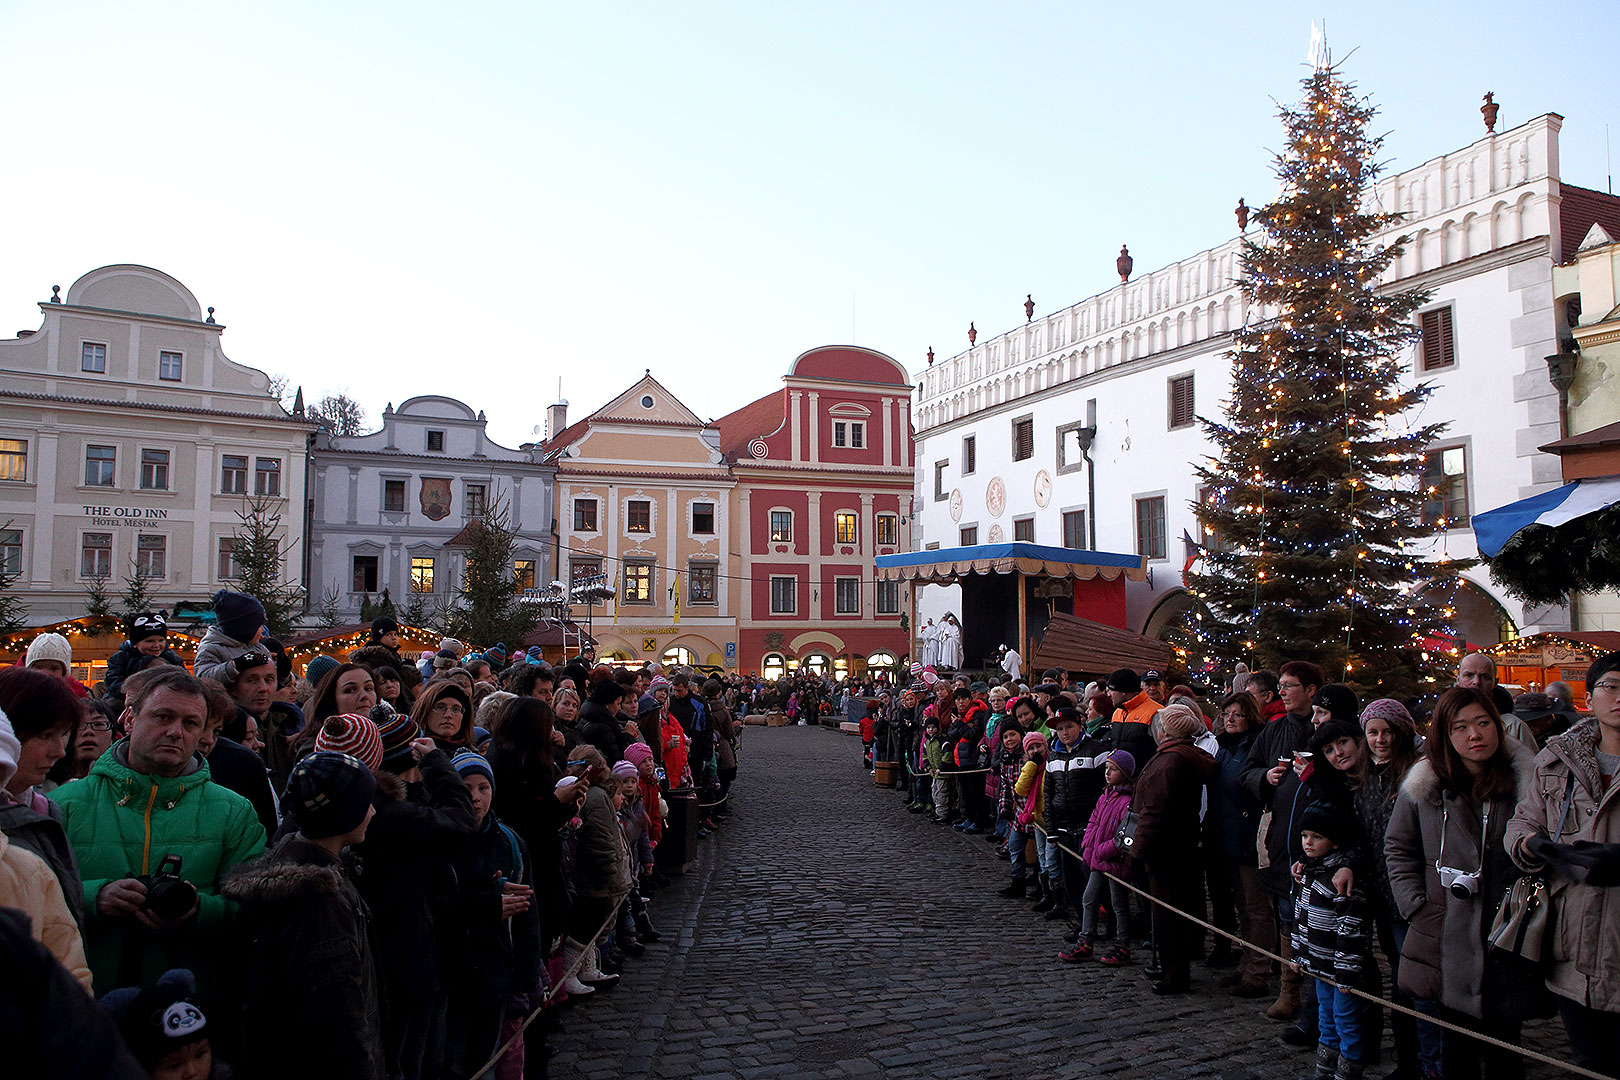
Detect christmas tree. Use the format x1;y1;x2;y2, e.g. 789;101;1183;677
1184;61;1458;697
446;494;538;649
228;495;303;637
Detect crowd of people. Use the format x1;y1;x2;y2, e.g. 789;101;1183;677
862;656;1620;1080
1;591;744;1080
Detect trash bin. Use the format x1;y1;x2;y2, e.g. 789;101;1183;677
655;788;700;875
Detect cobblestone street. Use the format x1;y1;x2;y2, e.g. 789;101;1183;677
550;726;1571;1080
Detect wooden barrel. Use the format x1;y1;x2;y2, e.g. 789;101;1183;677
873;761;899;787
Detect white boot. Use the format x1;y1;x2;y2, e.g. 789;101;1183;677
558;938;595;996
578;941;619;987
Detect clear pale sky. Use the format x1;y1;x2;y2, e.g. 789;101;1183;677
3;1;1616;449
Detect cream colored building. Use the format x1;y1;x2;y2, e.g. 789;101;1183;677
0;265;313;625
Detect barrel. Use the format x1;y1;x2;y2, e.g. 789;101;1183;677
873;761;899;787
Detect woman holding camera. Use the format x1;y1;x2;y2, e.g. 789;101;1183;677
1385;686;1538;1080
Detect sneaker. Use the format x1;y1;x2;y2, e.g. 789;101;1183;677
1098;945;1132;967
1058;940;1093;962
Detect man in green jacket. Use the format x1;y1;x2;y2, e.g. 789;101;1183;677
53;666;267;994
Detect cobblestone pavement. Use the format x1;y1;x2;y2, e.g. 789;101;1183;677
549;726;1575;1080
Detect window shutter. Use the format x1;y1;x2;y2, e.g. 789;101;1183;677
1420;309;1455;370
1169;375;1195;429
1013;418;1034;460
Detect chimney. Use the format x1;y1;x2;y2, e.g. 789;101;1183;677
546;399;568;441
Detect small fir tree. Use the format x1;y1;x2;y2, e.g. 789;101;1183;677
119;561;156;622
447;495;538;648
0;523;26;634
317;584;342;630
84;574;114;619
229;495;302;637
1184;62;1458;698
402;587;430;631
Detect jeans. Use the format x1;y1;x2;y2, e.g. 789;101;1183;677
1033;826;1061;884
1080;870;1132;941
1008;827;1029;882
1559;998;1620;1078
1317;982;1365;1063
1389;921;1444;1072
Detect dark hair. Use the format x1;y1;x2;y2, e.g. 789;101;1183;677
410;679;474;748
1247;670;1280;699
1218;692;1262;732
260;636;293;687
1279;661;1326;693
490;697;559;785
951;686;973;700
0;668;80;741
1586;651;1620;690
1011;696;1039;720
671;672;692;688
589;678;626;705
127;666;208;717
1426;687;1518;801
998;720;1026;738
1049;693;1076;713
199;680;237;728
508;665;555;698
307;663;376;726
614;668;639;689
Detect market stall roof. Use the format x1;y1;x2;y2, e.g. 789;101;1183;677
1030;612;1173;679
874;542;1145;584
1473;476;1620;556
520;620;597;649
1478;631;1620;660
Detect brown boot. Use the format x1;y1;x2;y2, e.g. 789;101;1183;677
1266;937;1302;1021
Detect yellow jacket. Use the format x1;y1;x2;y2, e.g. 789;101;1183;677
1014;760;1046;828
0;830;91;993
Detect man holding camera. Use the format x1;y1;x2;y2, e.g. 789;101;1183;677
53;666;267;993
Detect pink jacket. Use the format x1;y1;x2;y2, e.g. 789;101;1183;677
1079;783;1135;876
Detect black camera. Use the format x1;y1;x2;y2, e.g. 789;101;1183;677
138;854;199;921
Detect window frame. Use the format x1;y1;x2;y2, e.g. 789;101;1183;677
691;501;716;536
218;537;243;581
426;429;446;452
135;533;167;580
572;497;599;533
383;478;407;513
832;420;866;449
569;557;603;588
962;434;977;476
254;457;282;497
1011;414;1035;462
626;499;652;534
1167;372;1195;430
0;437;27;483
876;579;901;615
1012;515;1036;542
621;560;654;604
834;510;858;545
1135;493;1168;561
80;531;113;579
221;454;248;495
1419;305;1457;372
769;509;793;543
688;562;717;605
1061;508;1087;549
0;528;21;576
514;559;536;591
352;553;379;592
84;444;117;487
1420;442;1471;529
465;483;488;518
410;556;436;593
834;576;861;615
139;448;171;491
875;512;899;547
769;574;798;614
959;525;978;546
158;350;183;381
934;460;949;501
81;341;108;373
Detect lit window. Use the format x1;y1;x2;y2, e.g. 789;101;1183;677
221;455;247;494
689;564;716;604
0;438;26;482
85;445;116;487
573;498;598;531
627;500;651;533
135;534;167;579
769;510;792;542
692;502;715;535
384;479;406;513
876;579;900;614
410;557;435;593
876;514;898;546
763;652;786;679
81;343;107;373
622;562;653;603
140;449;170;490
81;533;112;578
835;578;860;614
514;559;535;590
769;576;797;614
1422;446;1469;527
158;351;182;381
255;458;281;496
835;511;858;544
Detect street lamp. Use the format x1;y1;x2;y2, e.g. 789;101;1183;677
1075;424;1098;549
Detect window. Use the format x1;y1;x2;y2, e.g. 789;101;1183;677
622;562;653;603
221;454;247;494
573;498;598;532
0;529;20;575
626;500;651;533
689;564;716;604
465;483;487;518
81;342;107;373
1062;509;1087;549
763;652;787;680
85;445;116;487
1168;373;1195;430
570;558;602;586
135;534;166;579
254;457;281;496
832;421;865;448
426;430;445;452
769;575;797;614
1197;485;1231;551
1422;445;1470;527
514;559;536;590
962;435;977;475
876;579;901;614
1012;416;1034;461
158;351;182;381
384;479;406;513
876;513;898;546
352;554;378;592
81;533;112;578
959;525;978;546
410;557;435;593
769;510;793;542
1013;516;1035;542
1420;307;1456;371
835;511;858;544
1135;495;1167;560
835;577;860;614
691;502;715;535
934;460;948;501
218;537;242;580
140;449;170;490
0;438;25;482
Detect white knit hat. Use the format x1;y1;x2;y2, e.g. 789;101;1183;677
0;712;19;790
25;632;72;670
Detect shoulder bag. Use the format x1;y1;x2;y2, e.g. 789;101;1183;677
1488;774;1577;965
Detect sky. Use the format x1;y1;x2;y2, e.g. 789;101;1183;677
3;1;1617;449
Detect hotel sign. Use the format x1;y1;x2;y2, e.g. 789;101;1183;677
82;505;170;528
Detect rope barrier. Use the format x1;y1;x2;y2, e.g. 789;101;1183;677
1021;823;1608;1080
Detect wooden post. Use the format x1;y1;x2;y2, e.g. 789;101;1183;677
907;578;918;662
1017;571;1028;672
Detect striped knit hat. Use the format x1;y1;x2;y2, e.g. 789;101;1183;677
314;713;383;772
371;703;420;769
450;750;494;786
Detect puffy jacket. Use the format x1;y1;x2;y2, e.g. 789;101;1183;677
0;789;84;929
1130;738;1214;869
574;786;632;899
577;700;629;765
1109;692;1161;766
51;742;267;992
1043;730;1113;834
1506;719;1620;1012
1207;728;1262;864
1013;758;1045;828
1291;849;1374;984
101;643;186;706
192;625;257;684
223;835;386;1080
0;830;90;992
1079;783;1135;876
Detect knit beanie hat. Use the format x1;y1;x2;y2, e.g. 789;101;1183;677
126;612;167;645
1299;799;1355;847
611;760;639;780
304;654;341;687
0;714;19;790
1155;703;1206;741
1107;668;1141;694
211;589;267;645
433;651;457;672
284;751;378;840
1021;731;1048;755
1103;748;1138;778
648;675;671;693
314;713;384;771
439;637;464;655
1360;697;1415;736
1312;683;1360;727
371;703;420;770
24;632;71;670
450;750;494;786
102;968;210;1069
369;616;399;642
622;741;654;767
488;643;508;660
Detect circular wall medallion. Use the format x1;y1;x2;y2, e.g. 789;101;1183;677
949;488;963;523
1033;469;1053;508
988;523;1005;543
748;437;768;459
986;477;1006;518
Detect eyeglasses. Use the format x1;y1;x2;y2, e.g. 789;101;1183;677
1592;682;1620;695
1278;680;1303;691
83;721;112;732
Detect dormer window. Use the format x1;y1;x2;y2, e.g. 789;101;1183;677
426;430;445;452
832;420;865;449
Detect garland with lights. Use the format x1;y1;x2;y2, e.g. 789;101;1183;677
1177;62;1464;699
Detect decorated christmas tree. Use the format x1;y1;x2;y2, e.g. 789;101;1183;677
1184;61;1459;697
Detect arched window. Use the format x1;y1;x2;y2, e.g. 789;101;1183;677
762;652;786;680
867;651;898;670
801;652;831;675
661;645;696;667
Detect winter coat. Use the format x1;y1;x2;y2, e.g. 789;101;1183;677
1080;783;1135;876
1043;730;1113;834
1207;728;1262;864
1240;709;1314;806
709;697;738;772
993;748;1024;817
1291;848;1374;984
1261;764;1365;899
1109;692;1161;766
577;700;628;765
207;736;278;841
488;747;574;953
1013;758;1046;828
0;908;147;1079
356;751;476;1009
1505;718;1620;1012
0;830;90;992
921;734;948;774
192;625;257;684
1352;758;1409;919
223;834;386;1080
661;714;691;788
444;812;542;1001
1130;738;1215;869
101;642;187;706
574;786;632;899
51;742;267;992
1384;742;1537;1018
0;788;84;929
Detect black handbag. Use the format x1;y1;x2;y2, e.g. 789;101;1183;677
1115;809;1141;851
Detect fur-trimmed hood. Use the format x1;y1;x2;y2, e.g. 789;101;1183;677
223;836;352;906
1399;737;1537;805
1541;718;1604;793
371;769;406;804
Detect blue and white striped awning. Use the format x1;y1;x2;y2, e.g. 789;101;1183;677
1473;476;1620;557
